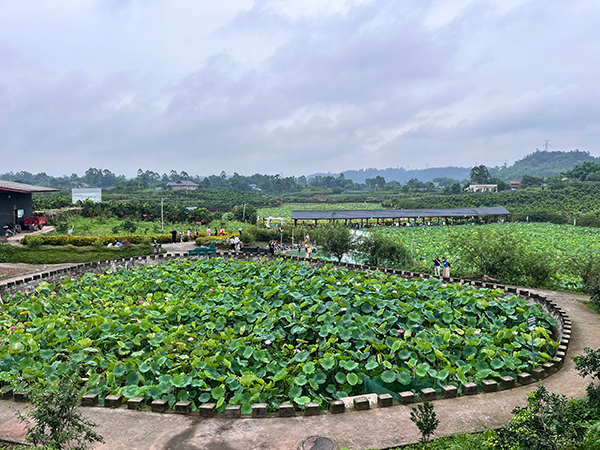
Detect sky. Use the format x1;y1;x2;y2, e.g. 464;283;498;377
0;0;599;178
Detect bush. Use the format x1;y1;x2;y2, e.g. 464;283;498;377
356;231;411;268
493;384;589;450
572;251;600;307
449;227;555;287
21;233;173;246
24;235;44;247
16;374;104;449
315;226;356;262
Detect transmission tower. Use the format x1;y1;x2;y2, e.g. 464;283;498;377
543;140;551;151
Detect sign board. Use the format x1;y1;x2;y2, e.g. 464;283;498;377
526;314;537;331
72;188;102;204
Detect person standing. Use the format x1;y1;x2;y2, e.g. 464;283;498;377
442;257;450;278
179;230;184;243
234;235;241;253
171;228;177;244
433;256;441;277
206;227;211;236
187;229;192;241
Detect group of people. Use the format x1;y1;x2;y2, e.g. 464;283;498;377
205;227;226;237
433;255;451;278
229;235;242;252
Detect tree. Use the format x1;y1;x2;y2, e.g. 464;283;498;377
410;402;440;447
357;232;411;267
232;204;257;224
316;226;356;262
495;384;588;450
450;182;462;194
470;165;492;184
16;374;104;449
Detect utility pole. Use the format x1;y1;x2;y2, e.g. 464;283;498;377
161;195;171;234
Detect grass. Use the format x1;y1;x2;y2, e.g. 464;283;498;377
0;244;153;264
49;216;164;236
257;202;386;220
340;429;495;450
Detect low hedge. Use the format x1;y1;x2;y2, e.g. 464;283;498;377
21;234;173;246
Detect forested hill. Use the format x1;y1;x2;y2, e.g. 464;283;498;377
310;149;598;184
310;166;472;184
490;150;599;181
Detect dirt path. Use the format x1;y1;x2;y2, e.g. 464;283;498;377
0;286;597;449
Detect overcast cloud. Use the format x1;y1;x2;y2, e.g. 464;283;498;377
0;0;598;178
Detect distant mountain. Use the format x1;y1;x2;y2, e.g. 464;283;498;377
490;150;598;181
309;166;471;184
310;149;598;184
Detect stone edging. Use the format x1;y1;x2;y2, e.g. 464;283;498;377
0;251;571;419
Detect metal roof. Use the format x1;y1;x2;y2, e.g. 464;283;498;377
291;206;511;220
167;180;198;186
0;180;60;194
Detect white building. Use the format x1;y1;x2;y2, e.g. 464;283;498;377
466;184;497;193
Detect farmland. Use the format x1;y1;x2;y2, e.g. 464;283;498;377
0;258;557;413
258;202;386;220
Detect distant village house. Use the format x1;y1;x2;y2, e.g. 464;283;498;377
167;180;198;191
466;184;498;193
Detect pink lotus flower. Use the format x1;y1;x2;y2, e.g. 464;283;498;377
209;288;214;292
474;330;481;335
397;329;404;334
340;308;347;312
188;337;194;341
392;290;397;293
51;292;56;295
139;301;144;304
264;339;272;345
10;326;16;330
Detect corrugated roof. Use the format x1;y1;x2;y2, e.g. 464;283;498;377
0;180;60;194
291;206;511;220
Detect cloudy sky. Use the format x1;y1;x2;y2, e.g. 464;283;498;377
0;0;598;178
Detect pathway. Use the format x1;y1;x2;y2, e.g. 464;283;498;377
0;287;597;449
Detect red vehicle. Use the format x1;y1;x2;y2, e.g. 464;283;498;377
24;213;47;231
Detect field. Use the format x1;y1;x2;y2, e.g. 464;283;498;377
258;202;386;220
0;258;557;413
379;222;600;288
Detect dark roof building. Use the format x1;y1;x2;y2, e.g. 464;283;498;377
167;180;198;190
0;181;59;235
291;207;510;225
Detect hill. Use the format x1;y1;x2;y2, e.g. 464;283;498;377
490;149;598;181
309;149;598;184
310;166;471;184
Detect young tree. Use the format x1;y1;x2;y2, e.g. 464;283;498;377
357;232;411;268
316;226;355;262
16;374;104;450
410;402;440;446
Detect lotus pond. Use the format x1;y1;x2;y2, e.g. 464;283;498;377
0;259;558;412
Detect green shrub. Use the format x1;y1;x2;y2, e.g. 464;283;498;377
356;231;411;268
24;235;44;247
21;233;173;247
16;373;104;449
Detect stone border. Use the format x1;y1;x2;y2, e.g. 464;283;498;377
0;251;571;419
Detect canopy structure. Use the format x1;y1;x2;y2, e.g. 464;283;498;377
291;206;510;226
